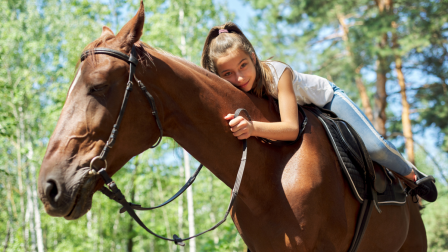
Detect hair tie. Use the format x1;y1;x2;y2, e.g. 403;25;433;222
219;29;229;34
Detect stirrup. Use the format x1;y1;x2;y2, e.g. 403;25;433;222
412;168;437;202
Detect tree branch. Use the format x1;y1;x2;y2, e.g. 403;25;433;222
310;33;343;45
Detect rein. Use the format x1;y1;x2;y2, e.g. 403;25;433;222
80;45;307;246
80;45;250;246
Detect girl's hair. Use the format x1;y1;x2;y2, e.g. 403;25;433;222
201;22;275;98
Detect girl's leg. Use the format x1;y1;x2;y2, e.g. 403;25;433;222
323;91;412;176
322;90;437;202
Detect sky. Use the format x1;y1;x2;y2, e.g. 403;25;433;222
220;0;254;30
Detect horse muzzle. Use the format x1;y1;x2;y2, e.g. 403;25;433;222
38;165;98;219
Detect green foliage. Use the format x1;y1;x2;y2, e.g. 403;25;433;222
407;1;448;152
1;0;245;251
1;0;447;251
415;84;448;151
422;186;448;251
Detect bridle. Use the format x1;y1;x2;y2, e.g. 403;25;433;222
80;45;252;246
80;44;308;246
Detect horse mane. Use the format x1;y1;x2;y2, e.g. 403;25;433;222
137;41;224;81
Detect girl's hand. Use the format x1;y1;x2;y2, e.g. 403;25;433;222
224;114;254;140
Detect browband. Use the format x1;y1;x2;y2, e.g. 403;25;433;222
81;47;138;66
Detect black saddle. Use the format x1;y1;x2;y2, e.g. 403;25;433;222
304;105;407;208
303;105;411;251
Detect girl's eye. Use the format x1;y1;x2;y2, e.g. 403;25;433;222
90;84;108;93
223;72;231;77
241;63;247;68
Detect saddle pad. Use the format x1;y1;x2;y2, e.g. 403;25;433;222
305;105;406;206
315;111;367;203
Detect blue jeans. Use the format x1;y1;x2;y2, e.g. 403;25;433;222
323;84;412;176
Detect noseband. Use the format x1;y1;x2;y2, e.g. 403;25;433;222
80;45;251;246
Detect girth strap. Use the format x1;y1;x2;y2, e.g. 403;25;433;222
348;199;374;252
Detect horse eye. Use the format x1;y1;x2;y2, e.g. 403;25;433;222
90;84;108;93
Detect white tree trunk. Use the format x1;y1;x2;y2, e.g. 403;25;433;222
149;184;155;252
27;143;44;252
179;8;186;58
24;194;32;252
157;177;173;252
111;217;119;252
87;210;94;250
209;174;219;245
14;139;27;251
179;6;195;250
27;183;37;252
183;149;196;252
177;164;185;252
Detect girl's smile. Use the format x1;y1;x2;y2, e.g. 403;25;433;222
214;48;256;92
239;80;250;89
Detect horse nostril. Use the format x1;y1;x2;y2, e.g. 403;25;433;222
46;180;60;203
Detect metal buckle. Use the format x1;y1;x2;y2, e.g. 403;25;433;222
90;156;107;172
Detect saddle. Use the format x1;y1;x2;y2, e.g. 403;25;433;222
304;105;408;252
304;105;407;207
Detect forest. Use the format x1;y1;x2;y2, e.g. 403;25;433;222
1;0;447;251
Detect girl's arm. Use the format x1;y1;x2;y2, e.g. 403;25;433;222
225;68;299;141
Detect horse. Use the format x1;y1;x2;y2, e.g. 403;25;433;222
38;2;427;251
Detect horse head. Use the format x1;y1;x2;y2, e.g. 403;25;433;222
38;2;160;219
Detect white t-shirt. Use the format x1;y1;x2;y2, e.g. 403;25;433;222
267;61;334;107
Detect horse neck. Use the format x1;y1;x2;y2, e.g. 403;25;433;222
140;50;271;191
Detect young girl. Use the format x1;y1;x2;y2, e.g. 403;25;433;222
201;22;437;202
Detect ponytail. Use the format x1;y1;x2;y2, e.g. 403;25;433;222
201;22;275;98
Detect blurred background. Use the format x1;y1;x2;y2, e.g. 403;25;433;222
1;0;447;251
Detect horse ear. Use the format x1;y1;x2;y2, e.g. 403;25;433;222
101;26;114;37
116;1;145;46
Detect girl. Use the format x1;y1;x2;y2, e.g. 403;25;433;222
201;22;437;202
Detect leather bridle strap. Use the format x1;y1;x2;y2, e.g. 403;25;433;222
81;48;137;64
99;49;135;160
117;164;204;213
98;108;250;246
135;77;163;148
81;46;252;246
81;46;164;163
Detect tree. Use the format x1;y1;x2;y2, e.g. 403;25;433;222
0;0;114;251
409;0;448;153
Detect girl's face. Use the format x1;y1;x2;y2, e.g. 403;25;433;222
214;48;256;92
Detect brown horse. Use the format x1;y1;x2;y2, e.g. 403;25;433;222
38;2;427;251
